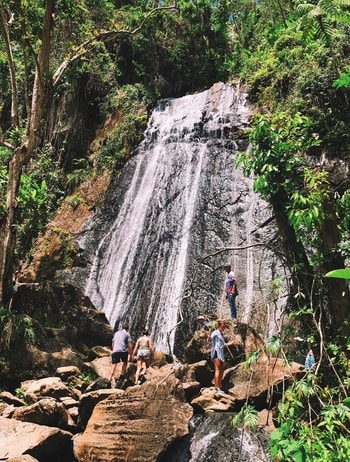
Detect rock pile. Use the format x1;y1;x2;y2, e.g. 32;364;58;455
0;319;304;461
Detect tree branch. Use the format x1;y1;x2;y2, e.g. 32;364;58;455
0;139;15;151
199;242;287;264
52;5;177;89
0;7;19;128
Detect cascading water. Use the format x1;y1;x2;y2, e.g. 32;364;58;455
70;82;281;355
159;414;271;462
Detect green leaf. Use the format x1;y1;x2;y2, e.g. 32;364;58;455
325;268;350;280
232;404;258;430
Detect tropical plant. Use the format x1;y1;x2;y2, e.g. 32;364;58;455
333;66;350;89
15;387;26;401
271;375;350;461
237;112;321;305
326;268;350;279
295;0;350;45
232;403;259;429
0;306;37;351
98;83;151;171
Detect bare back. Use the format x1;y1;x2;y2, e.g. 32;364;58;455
138;335;150;348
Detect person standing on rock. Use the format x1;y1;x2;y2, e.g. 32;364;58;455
133;328;155;385
294;336;316;371
211;319;238;394
224;264;238;319
108;322;133;383
197;315;210;330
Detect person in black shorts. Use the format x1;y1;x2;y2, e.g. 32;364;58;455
108;322;133;382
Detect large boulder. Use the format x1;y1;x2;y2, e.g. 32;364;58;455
12;397;75;431
20;377;77;404
83;355;111;379
77;388;124;430
183;320;264;368
86;345;111;361
0;391;25;407
191;387;237;412
223;356;304;409
173;360;212;387
0;416;72;462
55;365;81;381
73;374;193;462
6;457;38;462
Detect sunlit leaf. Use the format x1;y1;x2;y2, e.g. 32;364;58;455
325;268;350;280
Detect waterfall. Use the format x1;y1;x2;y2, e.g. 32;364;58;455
187;415;270;462
160;414;271;462
70;82;281;354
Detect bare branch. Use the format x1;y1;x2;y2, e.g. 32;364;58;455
0;139;15;151
200;242;287;264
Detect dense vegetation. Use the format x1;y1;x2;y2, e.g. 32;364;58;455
1;1;350;460
231;1;350;460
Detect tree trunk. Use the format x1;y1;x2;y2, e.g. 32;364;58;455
0;8;19;128
320;199;350;338
270;193;313;298
0;148;26;303
0;0;54;304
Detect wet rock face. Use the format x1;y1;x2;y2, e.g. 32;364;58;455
183;414;271;462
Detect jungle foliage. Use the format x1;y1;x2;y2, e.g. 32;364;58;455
229;1;350;460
